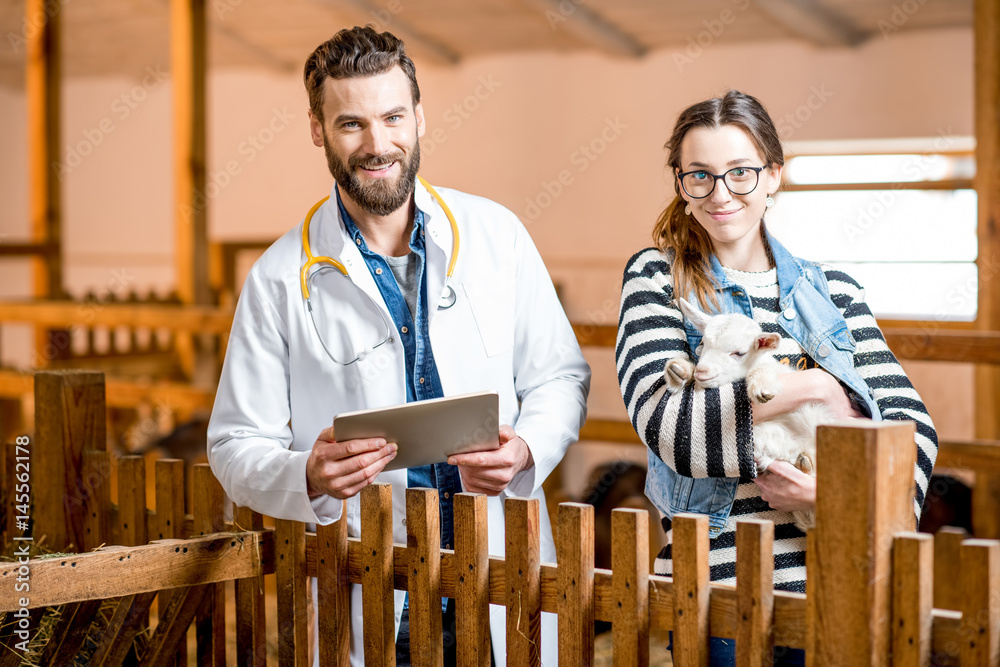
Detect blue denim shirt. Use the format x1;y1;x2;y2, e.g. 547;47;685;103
644;229;882;537
336;189;462;582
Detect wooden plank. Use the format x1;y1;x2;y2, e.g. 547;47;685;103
807;422;917;665
2;442;16;543
556;502;594;667
406;488;443;666
885;329;1000;365
959;539;1000;666
334;535;813;644
26;0;62;311
891;532;933;667
933;527;969;610
0;532;268;612
506;498;541;667
81;449;112;551
568;322;1000;365
612;508;649;666
119;455;148;546
672;513;709;667
143;584;210;667
37;599;102;665
234;506;266;667
0;300;233;334
454;493;490;667
155;458;188;666
317;514;350;667
973;0;1000;540
736;520;774;667
276;518;309;667
361;484;395;667
193;463;226;667
88;592;158;667
937;439;1000;472
33;370;106;551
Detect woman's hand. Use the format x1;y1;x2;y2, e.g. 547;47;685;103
752;368;864;423
753;460;816;512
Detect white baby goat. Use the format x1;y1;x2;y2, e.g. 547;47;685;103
663;298;836;531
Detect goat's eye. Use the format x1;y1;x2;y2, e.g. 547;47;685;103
731;351;746;358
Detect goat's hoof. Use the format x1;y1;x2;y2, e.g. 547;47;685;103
664;359;694;389
753;390;775;404
795;453;815;475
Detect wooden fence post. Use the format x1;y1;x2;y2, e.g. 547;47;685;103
891;532;933;666
33;370;106;551
612;507;649;666
156;458;188;666
807;421;917;666
672;513;710;667
276;517;309;667
505;497;541;667
234;505;266;667
317;513;350;666
361;483;395;667
556;502;594;667
455;493;490;667
193;463;227;666
407;488;443;667
959;539;999;666
736;519;774;667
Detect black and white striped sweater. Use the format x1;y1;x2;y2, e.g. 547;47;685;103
616;248;939;592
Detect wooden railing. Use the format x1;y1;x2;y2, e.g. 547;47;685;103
2;370;1000;665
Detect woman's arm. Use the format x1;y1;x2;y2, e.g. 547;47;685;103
617;249;756;480
751;368;864;423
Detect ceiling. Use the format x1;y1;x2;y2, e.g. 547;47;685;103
0;0;972;89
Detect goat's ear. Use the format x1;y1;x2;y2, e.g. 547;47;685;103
677;297;710;333
755;332;782;350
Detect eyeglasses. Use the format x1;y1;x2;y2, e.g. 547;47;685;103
677;166;767;199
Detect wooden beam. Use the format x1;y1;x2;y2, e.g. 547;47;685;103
26;0;62;300
0;300;233;334
752;0;866;47
781;179;973;192
525;0;646;57
0;532;270;612
328;0;461;65
572;322;1000;365
0;370;216;413
973;0;1000;539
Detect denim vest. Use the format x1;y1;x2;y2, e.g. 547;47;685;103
644;231;882;538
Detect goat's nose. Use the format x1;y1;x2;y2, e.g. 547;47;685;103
694;367;716;383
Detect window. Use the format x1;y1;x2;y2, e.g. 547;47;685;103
766;138;977;321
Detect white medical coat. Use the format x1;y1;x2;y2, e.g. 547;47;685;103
208;180;591;666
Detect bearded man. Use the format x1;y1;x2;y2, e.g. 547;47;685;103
208;26;590;666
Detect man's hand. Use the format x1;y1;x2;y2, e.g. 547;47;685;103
306;426;397;500
753;460;816;512
446;424;533;496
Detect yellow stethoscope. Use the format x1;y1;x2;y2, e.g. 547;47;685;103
300;175;460;366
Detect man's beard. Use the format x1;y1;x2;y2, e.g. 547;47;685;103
323;131;420;216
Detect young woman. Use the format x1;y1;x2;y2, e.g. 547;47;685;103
615;90;938;664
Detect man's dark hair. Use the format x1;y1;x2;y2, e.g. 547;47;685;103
304;26;420;124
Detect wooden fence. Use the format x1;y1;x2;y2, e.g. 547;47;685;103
2;370;1000;666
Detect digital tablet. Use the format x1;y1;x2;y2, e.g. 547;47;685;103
333;390;500;472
